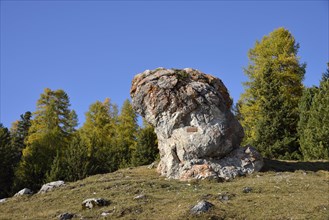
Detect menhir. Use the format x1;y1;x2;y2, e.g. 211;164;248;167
130;68;263;181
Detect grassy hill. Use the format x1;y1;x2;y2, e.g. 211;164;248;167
0;160;328;220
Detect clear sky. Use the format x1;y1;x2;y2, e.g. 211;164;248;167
1;0;328;128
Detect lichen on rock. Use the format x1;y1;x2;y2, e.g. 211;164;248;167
130;68;263;181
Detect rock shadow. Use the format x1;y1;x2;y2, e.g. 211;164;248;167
261;158;329;172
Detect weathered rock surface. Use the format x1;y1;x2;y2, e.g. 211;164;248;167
38;180;65;194
14;188;33;197
82;198;109;209
130;68;263;180
190;200;214;214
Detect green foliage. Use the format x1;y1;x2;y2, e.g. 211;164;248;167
0;124;16;198
298;64;329;160
238;27;305;159
10;111;32;154
116;99;138;167
79;98;120;174
131;120;159;166
175;69;190;80
14;88;77;191
46;134;90;182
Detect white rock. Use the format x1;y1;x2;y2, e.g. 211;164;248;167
0;198;7;203
190;200;214;214
38;180;65;194
14;188;33;197
82;198;108;209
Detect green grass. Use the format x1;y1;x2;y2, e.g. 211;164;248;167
0;160;328;219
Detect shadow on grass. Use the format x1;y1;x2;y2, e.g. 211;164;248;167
261;158;329;172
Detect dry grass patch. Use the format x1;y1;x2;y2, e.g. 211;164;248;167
0;160;328;219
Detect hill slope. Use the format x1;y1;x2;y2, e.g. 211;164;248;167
0;160;328;220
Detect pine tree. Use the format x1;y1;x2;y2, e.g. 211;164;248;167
116;99;138;167
131;120;158;166
298;65;329;160
238;28;305;159
0;124;16;198
14;89;77;191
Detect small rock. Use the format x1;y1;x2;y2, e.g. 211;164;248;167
82;198;109;209
58;212;74;220
101;212;110;216
38;180;65;194
0;198;7;203
14;188;33;197
243;187;253;193
218;192;235;202
190;200;214;214
134;194;146;200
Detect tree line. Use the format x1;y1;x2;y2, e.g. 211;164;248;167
0;27;328;199
0;91;158;198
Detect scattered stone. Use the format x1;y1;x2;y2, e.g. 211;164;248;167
0;198;7;203
190;200;214;214
82;198;109;209
14;188;33;197
101;211;110;216
218;192;235;202
58;212;74;220
134;194;146;200
38;180;65;194
243;187;253;193
130;68;263;181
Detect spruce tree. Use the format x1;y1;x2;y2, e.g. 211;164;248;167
10;112;32;165
0;124;15;198
238;28;305;159
46;134;90;182
131;120;158;166
298;65;329;160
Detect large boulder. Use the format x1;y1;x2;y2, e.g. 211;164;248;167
130;68;263;180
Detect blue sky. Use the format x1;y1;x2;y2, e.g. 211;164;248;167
1;0;328;128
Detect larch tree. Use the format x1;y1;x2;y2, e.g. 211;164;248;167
116;99;138;167
237;27;305;159
14;88;77;190
79;98;119;174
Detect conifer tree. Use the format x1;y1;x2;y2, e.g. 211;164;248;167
131;120;158;166
238;28;305;159
46;134;90;182
116;99;138;167
10;112;32;164
14;89;77;191
0;124;15;198
80;98;119;174
298;65;329;160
